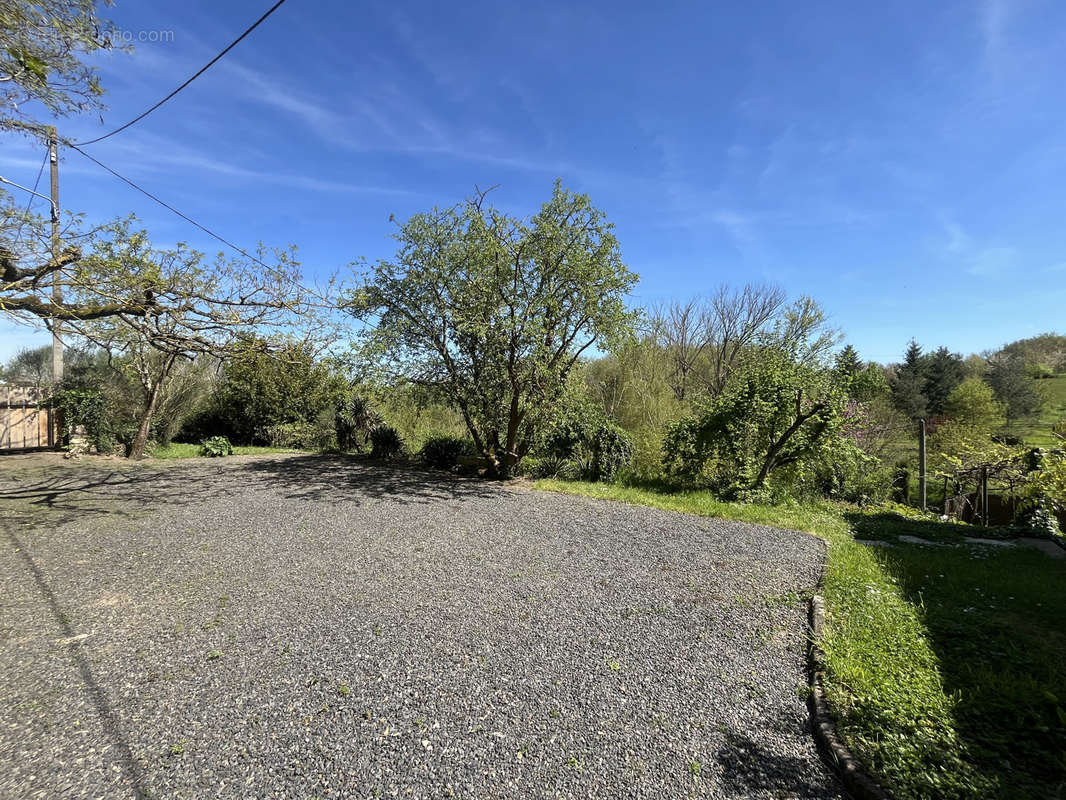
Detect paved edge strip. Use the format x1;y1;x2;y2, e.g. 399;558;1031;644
807;592;893;800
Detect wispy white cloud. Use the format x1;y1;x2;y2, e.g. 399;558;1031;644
216;60;572;177
943;220;972;255
980;0;1012;76
90;133;424;197
940;217;1019;276
968;244;1019;276
708;210;758;246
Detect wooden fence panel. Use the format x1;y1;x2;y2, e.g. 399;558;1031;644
0;385;53;450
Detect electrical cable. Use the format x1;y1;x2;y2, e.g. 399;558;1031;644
72;0;289;146
8;148;49;249
69;143;279;275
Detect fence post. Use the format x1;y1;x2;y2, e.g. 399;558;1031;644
981;466;989;527
918;419;927;512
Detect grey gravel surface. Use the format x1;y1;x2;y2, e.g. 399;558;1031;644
0;454;840;799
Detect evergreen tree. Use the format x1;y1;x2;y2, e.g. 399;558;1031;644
834;344;862;378
834;344;888;402
892;340;928;420
923;346;965;416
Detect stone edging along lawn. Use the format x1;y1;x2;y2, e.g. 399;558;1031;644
808;593;892;800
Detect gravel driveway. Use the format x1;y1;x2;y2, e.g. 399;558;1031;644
0;454;840;799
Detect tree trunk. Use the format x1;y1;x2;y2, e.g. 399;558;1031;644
129;383;162;460
750;392;826;490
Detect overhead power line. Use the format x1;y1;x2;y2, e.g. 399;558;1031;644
8;148;49;248
69;143;278;274
73;0;289;147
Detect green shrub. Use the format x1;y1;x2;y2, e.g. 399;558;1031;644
199;436;233;457
369;425;405;459
263;421;334;451
1052;419;1066;442
661;348;846;497
521;453;583;481
1027;362;1056;380
891;461;911;504
204;339;347;445
616;426;669;484
1018;452;1066;537
803;439;887;504
538;400;634;483
334;393;382;452
50;387;116;452
420;436;470;470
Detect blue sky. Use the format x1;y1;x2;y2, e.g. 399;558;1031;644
2;0;1065;363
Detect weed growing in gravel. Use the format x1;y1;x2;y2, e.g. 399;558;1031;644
168;741;186;756
605;658;621;672
205;649;222;661
337;683;351;696
688;760;701;777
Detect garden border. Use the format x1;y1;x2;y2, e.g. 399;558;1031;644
807;592;893;800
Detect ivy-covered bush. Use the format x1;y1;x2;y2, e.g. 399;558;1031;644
50;387;115;452
537;400;634;483
662;348;846;498
420;436;471;470
199;436;233;457
369;425;405;460
799;438;886;503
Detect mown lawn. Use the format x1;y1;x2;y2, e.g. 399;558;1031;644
151;443;307;459
1016;373;1066;448
534;480;1066;800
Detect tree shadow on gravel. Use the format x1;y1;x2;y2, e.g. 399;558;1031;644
5;529;151;799
716;728;841;799
0;454;507;527
0;465;239;526
234;454;507;505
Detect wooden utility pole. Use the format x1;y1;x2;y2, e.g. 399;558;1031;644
48;126;63;385
918;418;927;511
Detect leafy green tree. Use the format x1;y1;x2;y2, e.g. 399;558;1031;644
961;353;987;379
944;378;1005;432
663;347;846;495
73;226;315;458
1;0;123;135
931;377;1010;482
987;353;1043;428
347;182;638;478
2;344;51;388
210;340;346;446
923;346;964;416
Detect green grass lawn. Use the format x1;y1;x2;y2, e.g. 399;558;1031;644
1016;373;1066;448
151;443;307;459
534;479;1066;800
